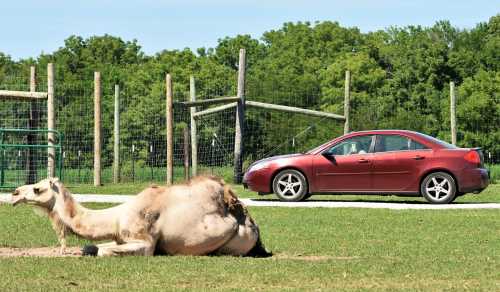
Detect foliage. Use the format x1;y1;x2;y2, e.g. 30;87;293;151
0;15;499;178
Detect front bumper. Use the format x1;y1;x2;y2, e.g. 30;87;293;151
243;169;272;194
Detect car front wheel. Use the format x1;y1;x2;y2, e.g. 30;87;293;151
272;169;308;202
420;172;457;204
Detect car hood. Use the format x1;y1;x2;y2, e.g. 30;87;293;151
247;153;304;169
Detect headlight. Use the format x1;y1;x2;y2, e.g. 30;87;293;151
248;161;269;172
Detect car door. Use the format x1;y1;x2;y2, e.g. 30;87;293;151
312;135;375;192
371;134;430;191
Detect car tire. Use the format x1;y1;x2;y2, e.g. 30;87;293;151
420;172;457;204
272;169;308;202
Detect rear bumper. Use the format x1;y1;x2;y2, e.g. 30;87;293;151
458;168;490;193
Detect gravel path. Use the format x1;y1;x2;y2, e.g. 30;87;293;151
1;193;499;210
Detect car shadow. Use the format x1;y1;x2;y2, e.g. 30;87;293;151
248;198;493;205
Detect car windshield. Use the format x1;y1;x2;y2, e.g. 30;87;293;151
305;139;332;154
416;133;458;149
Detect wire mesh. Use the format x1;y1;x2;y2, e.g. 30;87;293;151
0;67;498;188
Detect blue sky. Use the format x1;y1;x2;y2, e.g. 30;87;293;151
1;0;497;60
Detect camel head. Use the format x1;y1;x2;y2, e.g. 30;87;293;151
11;178;61;209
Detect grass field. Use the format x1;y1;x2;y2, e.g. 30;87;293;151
0;203;499;290
66;182;500;204
0;183;499;290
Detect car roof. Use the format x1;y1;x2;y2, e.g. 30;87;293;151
308;129;446;154
348;129;420;136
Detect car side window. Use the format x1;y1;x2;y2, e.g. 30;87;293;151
375;135;428;152
410;140;428;150
326;135;374;156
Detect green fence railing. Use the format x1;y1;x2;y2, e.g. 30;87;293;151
0;128;64;189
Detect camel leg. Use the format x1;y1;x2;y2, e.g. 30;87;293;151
50;220;67;255
95;240;155;257
58;237;67;255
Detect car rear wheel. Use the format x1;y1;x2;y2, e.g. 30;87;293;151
420;172;457;204
272;169;308;202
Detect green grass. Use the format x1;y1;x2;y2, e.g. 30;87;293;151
59;165;234;184
0;203;499;290
65;183;500;205
0;165;234;190
488;163;500;182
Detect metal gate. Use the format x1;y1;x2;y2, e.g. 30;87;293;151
0;128;63;189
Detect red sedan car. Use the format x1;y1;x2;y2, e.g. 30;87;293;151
243;130;490;204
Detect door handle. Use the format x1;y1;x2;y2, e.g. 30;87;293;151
358;158;370;163
412;155;425;160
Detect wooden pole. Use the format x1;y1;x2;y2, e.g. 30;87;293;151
26;66;38;183
166;74;173;185
0;90;47;99
193;102;238;119
94;72;101;186
233;48;246;183
450;81;457;145
189;76;198;177
246;101;345;120
344;70;351;134
183;127;190;181
113;84;120;183
47;63;56;178
176;96;239;107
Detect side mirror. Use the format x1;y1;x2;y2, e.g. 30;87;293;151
321;152;336;163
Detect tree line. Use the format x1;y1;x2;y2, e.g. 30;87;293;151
0;15;498;170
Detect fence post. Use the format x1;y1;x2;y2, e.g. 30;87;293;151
94;72;101;186
166;73;173;185
183;127;190;181
113;84;120;183
189;76;198;177
27;66;38;183
450;81;457;146
47;63;56;178
343;70;351;134
233;49;246;184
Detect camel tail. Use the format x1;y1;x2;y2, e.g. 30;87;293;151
223;184;239;210
245;236;273;258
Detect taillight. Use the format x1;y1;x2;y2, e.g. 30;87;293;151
464;151;480;165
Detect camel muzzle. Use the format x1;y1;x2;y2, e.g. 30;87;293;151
11;190;25;206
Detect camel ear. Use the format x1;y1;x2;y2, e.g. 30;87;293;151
49;177;60;191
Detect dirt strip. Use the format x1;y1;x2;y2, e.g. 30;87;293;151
0;247;82;257
0;247;358;261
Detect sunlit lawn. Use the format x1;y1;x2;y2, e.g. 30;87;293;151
0;201;499;290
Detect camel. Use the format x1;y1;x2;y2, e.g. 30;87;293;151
11;176;271;257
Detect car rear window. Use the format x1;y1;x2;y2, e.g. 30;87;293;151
415;133;458;149
375;135;428;152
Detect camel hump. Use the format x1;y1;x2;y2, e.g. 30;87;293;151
189;175;225;186
188;175;240;207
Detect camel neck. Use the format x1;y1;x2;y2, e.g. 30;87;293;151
53;186;120;241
